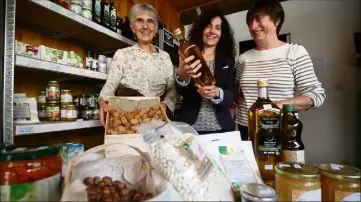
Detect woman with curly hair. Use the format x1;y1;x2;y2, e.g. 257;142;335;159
175;9;236;134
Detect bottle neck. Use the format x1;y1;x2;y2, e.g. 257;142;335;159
175;34;185;42
258;86;269;99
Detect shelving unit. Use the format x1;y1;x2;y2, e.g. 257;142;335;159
2;0;136;144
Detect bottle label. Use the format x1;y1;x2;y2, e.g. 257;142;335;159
292;189;321;201
258;108;281;156
85;56;92;68
335;191;360;201
104;5;110;26
281;150;305;164
95;1;101;21
110;10;116;29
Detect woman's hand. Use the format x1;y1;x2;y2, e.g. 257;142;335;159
177;51;202;80
99;99;108;127
197;85;220;100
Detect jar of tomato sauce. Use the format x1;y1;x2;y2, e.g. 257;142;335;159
0;145;62;201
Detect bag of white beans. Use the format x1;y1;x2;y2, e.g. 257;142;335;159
138;121;229;201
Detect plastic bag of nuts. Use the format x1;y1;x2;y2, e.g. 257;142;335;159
138;121;229;201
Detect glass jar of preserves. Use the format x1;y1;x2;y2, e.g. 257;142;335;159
37;91;46;104
240;183;277;202
46;102;60;121
275;162;321;201
38;103;47;121
0;144;62;201
315;163;360;201
61;89;73;104
46;81;60;102
66;104;78;121
61;104;68;121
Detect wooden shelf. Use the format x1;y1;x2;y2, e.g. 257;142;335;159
15;55;107;80
16;0;135;52
15;120;102;136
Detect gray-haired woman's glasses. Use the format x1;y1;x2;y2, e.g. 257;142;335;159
134;18;157;27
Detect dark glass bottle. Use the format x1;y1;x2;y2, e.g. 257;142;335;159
123;16;131;39
92;0;102;24
109;0;117;32
102;0;110;28
281;104;305;164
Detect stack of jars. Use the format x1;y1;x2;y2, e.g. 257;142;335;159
73;94;99;120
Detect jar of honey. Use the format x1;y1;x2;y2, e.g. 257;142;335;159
315;163;360;201
275;162;321;201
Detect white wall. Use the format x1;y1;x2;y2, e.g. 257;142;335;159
186;0;361;165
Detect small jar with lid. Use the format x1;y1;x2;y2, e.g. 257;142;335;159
46;102;61;121
61;90;73;105
65;104;78;121
46;81;60;102
240;183;277;202
37;91;46;104
275;162;321;201
315;163;360;201
38;104;47;121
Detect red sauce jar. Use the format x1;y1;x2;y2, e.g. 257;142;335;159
0;145;62;201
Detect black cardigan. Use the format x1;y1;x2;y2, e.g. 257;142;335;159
175;55;236;131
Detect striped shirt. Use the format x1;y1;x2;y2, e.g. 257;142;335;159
235;43;326;126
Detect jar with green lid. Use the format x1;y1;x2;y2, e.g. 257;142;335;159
38;103;47;121
0;144;61;201
315;163;360;201
37;91;46;104
61;89;73;104
47;102;60;121
275;162;321;201
65;104;78;121
46;81;60;102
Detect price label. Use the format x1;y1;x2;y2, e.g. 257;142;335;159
18;126;34;134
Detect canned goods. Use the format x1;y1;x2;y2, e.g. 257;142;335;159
46;102;61;121
61;90;73;104
37;91;46;104
46;81;60;102
241;183;277;202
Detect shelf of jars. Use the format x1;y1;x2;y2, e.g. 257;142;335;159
16;0;135;51
15;120;102;136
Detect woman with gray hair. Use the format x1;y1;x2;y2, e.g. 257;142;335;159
98;4;176;126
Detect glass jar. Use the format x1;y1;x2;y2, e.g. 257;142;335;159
61;104;68;121
46;81;60;102
240;183;277;202
0;145;62;201
87;94;97;108
82;106;93;120
37;91;46;104
66;104;78;121
38;103;47;121
46;102;61;121
275;162;321;201
315;163;360;201
61;89;73;105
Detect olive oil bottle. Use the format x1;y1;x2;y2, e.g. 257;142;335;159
281;104;305;164
248;79;281;187
173;28;216;88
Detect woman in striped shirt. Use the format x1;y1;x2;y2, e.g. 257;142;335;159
235;0;326;140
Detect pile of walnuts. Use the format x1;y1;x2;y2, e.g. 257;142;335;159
106;105;166;135
84;176;153;202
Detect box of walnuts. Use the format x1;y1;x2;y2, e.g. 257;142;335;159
104;96;168;158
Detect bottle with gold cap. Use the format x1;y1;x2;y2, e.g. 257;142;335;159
173;28;216;88
248;78;281;187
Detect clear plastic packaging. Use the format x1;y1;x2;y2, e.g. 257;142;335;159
138;121;229;201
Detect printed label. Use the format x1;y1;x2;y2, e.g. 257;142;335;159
46;107;60;118
0;173;61;201
257;109;281;156
282;150;305;164
111;10;116;28
85;56;92;68
292;189;321;201
263;104;272;110
265;165;273;170
177;136;213;180
104;5;110;26
46;86;60;99
61;94;73;103
14;103;31;121
335;191;361;201
66;110;77;119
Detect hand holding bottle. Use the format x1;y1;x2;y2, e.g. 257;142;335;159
177;51;202;80
197;85;220;99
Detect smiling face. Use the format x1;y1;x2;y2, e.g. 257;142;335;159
130;12;157;44
202;16;222;48
248;13;279;44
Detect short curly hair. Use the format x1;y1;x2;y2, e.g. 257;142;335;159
189;9;236;58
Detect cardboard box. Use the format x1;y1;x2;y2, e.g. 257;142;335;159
104;96;168;158
39;45;68;65
15;41;40;59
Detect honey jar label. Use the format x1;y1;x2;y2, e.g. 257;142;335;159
335;190;361;201
292;189;321;201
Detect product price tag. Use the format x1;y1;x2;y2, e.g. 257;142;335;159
18;126;34;134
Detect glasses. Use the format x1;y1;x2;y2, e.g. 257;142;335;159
133;18;157;27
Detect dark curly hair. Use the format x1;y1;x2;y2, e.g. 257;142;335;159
189;9;236;58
